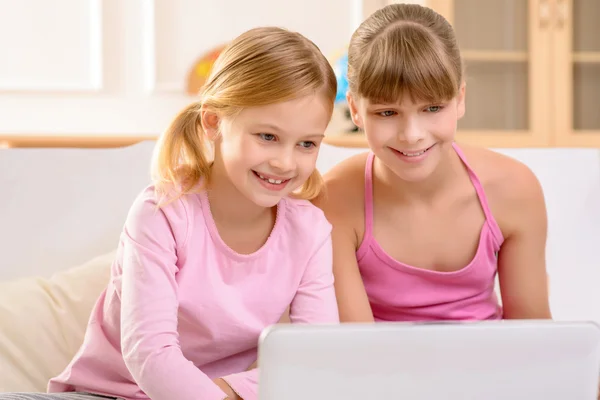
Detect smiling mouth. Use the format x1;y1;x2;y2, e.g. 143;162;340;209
395;143;436;157
252;170;291;185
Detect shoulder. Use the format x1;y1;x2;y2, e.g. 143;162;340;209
283;197;332;233
126;184;196;248
321;151;369;195
314;151;369;227
460;145;545;206
459;144;547;236
281;197;332;248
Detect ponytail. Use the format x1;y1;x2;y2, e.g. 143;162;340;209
150;26;337;206
292;169;324;201
151;101;212;202
151;100;325;205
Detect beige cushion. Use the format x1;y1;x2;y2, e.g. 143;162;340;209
0;251;115;392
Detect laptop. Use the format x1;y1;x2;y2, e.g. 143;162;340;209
257;321;600;400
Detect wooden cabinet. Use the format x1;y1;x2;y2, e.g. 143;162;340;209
553;0;600;147
327;0;600;148
427;0;600;147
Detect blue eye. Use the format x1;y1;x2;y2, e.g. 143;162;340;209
299;141;316;149
426;106;443;113
379;110;396;117
259;133;276;141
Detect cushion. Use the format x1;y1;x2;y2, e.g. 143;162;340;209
0;251;115;392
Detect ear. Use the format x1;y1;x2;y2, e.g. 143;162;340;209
456;82;466;120
200;108;221;141
346;92;364;129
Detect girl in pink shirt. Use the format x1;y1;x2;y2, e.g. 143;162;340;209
318;4;553;323
3;27;339;400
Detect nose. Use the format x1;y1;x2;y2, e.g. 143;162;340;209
269;147;296;173
399;116;425;144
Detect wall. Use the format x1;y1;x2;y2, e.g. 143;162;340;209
0;0;598;324
0;0;408;138
1;142;598;325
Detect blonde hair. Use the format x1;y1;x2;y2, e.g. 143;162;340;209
151;27;336;202
348;4;462;104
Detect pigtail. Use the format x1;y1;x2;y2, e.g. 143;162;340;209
292;169;324;201
151;101;212;203
150;27;336;206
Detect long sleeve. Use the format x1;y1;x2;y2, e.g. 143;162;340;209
119;195;228;400
221;369;258;400
220;228;338;400
290;232;339;324
47;193;342;400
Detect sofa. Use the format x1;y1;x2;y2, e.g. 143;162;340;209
1;140;599;392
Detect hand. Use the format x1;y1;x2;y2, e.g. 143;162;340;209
246;360;257;371
213;378;241;400
278;305;291;324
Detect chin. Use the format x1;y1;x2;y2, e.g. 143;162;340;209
246;183;294;208
249;194;283;208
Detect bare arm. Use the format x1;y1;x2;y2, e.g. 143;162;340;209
496;165;552;319
315;169;374;323
330;218;375;322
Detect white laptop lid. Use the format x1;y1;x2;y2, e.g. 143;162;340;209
258;321;600;400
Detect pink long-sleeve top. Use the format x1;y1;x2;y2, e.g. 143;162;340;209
48;186;339;400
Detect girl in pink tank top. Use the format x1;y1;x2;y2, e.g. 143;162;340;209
319;3;552;323
357;146;503;321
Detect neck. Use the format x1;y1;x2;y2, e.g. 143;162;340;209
375;146;464;205
206;162;273;228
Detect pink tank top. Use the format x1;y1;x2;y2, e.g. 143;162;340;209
357;143;504;321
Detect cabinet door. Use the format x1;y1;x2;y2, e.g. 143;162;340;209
554;0;600;147
427;0;552;147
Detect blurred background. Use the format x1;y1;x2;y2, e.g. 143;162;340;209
0;0;396;147
1;0;598;149
0;4;598;375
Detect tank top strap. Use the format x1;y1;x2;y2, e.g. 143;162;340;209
363;152;376;239
452;142;504;247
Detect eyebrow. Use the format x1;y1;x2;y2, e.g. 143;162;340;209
252;124;325;139
253;123;283;132
303;134;326;140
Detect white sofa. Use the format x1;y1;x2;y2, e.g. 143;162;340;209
0;141;599;392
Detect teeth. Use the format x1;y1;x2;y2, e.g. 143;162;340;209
257;173;284;184
401;149;426;157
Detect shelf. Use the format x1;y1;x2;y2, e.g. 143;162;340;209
324;133;368;148
0;134;157;149
3;131;596;150
0;133;370;149
572;52;600;63
461;50;529;63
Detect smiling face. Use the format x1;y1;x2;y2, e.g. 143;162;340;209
209;93;331;208
348;86;465;182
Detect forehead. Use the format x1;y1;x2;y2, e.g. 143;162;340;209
361;93;454;109
233;94;331;136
